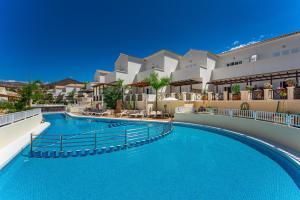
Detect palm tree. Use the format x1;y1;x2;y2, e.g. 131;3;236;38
19;81;41;107
103;79;125;109
145;72;170;115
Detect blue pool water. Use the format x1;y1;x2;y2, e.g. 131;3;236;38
0;114;299;199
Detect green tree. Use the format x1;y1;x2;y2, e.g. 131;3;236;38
0;102;16;113
67;89;76;104
103;79;124;109
19;81;42;107
145;72;170;115
55;93;64;104
45;93;54;104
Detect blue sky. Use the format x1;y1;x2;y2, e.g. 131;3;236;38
0;0;300;83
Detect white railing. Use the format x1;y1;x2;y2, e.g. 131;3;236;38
232;109;255;119
175;106;194;113
175;106;300;128
290;115;300;127
0;108;41;127
256;111;287;124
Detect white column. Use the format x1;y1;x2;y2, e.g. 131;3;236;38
264;89;273;100
240;91;249;101
208;92;213;101
182;92;187;101
287;86;295;100
223;91;228;101
191;93;196;101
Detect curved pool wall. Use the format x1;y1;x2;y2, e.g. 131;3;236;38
175;113;300;152
0;113;300;199
47;113;300;187
175;122;300;189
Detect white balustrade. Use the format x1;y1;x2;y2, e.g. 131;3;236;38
0;108;41;127
175;106;300;128
290;115;300;128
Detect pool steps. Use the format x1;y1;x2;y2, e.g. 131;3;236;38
27;130;172;158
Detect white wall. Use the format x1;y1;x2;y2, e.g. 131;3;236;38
217;34;300;69
213;51;300;81
0;114;46;169
144;54;164;71
175;113;300;153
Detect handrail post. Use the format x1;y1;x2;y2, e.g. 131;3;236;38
94;132;97;149
124;129;127;146
60;136;63;152
30;133;33;154
229;109;233;117
286;114;291;126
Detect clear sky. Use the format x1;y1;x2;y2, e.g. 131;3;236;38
0;0;300;83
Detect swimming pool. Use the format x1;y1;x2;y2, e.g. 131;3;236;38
0;113;299;199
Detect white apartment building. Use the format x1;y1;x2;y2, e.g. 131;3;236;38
52;84;85;97
93;31;300;102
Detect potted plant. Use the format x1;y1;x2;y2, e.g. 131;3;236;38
201;95;208;100
201;91;208;100
231;84;241;100
286;79;295;87
246;85;253;91
263;82;272;89
279;89;287;99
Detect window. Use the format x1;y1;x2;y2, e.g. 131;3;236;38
226;60;242;67
282;50;289;56
291;47;300;54
250;55;258;62
273;52;280;57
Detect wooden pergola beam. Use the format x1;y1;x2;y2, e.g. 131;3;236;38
209;70;300;85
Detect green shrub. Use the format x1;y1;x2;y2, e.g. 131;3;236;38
231;84;240;94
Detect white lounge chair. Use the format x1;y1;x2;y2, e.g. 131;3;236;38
99;110;113;116
116;110;129;117
148;111;162;118
130;110;146;118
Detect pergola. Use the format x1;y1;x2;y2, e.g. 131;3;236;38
126;79;202;93
169;79;202;93
208;69;300;92
127;81;149;88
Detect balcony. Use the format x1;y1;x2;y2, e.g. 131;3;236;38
213;52;300;80
171;65;202;82
136;69;165;82
105;71;128;83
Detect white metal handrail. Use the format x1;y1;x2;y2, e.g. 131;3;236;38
175;106;300;128
0;108;41;127
30;121;173;157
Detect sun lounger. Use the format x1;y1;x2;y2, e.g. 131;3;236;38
99;110;113;116
116;110;129;117
148;111;162;118
130;110;146;118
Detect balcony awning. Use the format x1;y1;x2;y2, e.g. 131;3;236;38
127;81;149;87
170;79;202;86
208;69;300;85
93;82;119;88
